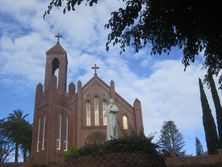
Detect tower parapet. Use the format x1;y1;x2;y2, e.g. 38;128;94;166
133;98;144;134
36;83;43;97
77;80;82;147
69;82;75;95
77;81;82;92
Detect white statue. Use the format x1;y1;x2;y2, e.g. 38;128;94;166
103;98;119;140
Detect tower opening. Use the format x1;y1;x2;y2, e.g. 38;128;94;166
52;58;59;88
52;58;59;75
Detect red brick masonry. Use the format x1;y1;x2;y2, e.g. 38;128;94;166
2;151;222;167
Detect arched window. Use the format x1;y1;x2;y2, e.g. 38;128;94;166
102;101;107;126
123;116;128;130
37;117;41;152
42;115;46;150
94;97;99;126
52;58;59;88
86;102;91;126
64;116;68;151
56;114;62;150
52;58;59;75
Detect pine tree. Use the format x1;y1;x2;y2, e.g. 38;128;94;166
158;120;185;156
208;73;222;148
199;78;218;154
195;137;204;156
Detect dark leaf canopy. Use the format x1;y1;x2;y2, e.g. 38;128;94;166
45;0;222;83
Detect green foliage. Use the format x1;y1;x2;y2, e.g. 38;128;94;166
44;0;97;17
0;119;13;163
78;143;104;156
64;133;158;160
45;0;222;85
195;137;204;156
1;109;32;162
208;74;222;148
104;133;157;155
64;147;80;160
199;78;218;154
158;121;185;156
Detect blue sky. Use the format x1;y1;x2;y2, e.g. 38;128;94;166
0;0;220;156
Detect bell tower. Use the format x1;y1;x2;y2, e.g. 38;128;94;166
31;34;72;163
44;33;68;92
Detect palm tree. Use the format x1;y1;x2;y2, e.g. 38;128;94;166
20;122;32;162
0;119;14;163
2;109;29;162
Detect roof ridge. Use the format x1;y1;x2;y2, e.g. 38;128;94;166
46;42;67;55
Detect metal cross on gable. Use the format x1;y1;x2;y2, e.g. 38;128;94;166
55;33;62;43
92;64;99;76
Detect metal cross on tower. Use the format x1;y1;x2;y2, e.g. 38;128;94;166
55;33;62;43
92;64;99;77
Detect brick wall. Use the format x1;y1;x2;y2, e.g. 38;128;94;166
3;151;222;167
1;153;165;167
166;149;222;167
64;153;165;167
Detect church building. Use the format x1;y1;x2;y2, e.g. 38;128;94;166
31;34;144;163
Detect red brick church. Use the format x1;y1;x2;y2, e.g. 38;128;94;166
31;35;144;162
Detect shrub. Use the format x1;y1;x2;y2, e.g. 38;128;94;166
64;147;79;160
64;133;159;160
104;133;157;155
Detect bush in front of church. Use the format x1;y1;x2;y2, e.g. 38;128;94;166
64;133;160;160
104;133;157;155
64;147;80;160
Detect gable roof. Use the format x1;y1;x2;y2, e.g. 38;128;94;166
81;76;133;109
82;76;110;91
46;42;67;55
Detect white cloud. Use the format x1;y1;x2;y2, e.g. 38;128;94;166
0;32;50;86
108;60;205;134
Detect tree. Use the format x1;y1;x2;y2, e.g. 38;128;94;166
0;135;13;163
0;119;13;163
195;137;204;156
2;109;31;162
199;78;218;154
44;0;222;84
208;73;222;147
20;122;32;162
158;120;185;156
